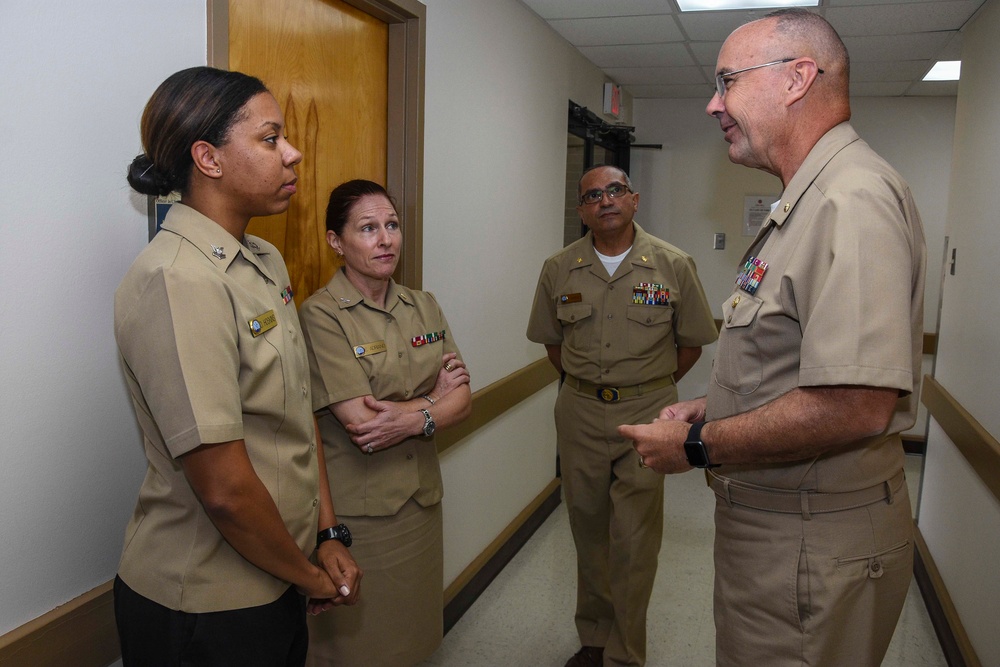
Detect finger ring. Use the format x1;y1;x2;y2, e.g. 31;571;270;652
445;363;453;371
638;455;647;469
366;444;373;454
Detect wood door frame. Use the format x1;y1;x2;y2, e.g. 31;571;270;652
208;0;426;289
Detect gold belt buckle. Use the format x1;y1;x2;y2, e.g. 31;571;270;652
599;387;620;402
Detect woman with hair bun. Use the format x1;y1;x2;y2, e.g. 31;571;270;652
114;66;361;667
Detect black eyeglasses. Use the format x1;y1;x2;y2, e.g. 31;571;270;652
580;182;631;205
714;58;823;98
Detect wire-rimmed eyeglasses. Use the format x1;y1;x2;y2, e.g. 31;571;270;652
714;58;823;98
580;182;631;205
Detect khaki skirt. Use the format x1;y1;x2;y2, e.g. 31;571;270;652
306;499;444;667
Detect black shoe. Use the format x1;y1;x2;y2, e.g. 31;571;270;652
564;646;604;667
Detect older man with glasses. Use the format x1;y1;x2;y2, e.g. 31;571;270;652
528;164;717;667
621;9;925;666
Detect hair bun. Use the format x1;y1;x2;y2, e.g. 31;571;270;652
127;154;174;197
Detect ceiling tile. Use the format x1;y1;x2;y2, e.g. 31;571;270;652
625;83;717;99
578;43;696;67
675;8;775;41
689;41;726;66
851;60;934;82
528;0;969;98
826;1;981;37
605;65;707;85
520;0;675;20
841;32;954;62
905;80;960;95
548;14;684;45
849;80;912;96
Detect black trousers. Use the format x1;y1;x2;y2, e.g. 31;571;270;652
114;575;308;667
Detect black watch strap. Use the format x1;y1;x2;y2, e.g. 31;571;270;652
317;523;352;548
684;421;720;469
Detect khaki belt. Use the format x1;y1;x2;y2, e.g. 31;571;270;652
707;468;905;519
563;374;674;403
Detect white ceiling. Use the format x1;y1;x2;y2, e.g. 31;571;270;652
520;0;987;98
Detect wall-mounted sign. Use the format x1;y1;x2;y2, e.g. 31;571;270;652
603;82;622;119
743;195;779;237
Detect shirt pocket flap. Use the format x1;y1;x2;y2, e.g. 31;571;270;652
626;304;674;327
722;294;763;329
556;302;593;324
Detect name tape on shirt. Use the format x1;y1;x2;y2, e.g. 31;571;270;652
248;310;277;337
354;341;387;358
559;293;582;304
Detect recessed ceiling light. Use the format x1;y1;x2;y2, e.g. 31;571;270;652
677;0;818;11
923;61;961;81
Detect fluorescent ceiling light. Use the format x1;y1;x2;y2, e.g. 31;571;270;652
677;0;818;10
923;61;961;81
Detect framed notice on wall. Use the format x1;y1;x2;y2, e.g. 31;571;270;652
743;195;778;237
147;192;181;242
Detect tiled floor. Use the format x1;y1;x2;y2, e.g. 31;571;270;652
420;455;945;666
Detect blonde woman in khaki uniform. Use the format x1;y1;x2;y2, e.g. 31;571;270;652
301;180;471;667
114;67;360;667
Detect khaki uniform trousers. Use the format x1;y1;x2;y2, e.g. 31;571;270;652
713;474;913;666
556;381;675;667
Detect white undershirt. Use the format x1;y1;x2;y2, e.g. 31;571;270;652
595;245;632;278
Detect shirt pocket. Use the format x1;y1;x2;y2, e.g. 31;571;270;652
714;293;764;395
556;302;594;353
626;304;674;357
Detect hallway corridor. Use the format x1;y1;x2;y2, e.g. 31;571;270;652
421;456;944;666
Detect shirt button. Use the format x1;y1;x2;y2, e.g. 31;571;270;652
605;343;611;348
406;454;414;460
312;498;318;507
646;318;652;323
302;386;307;396
603;369;610;374
608;285;614;291
398;352;403;358
607;314;613;319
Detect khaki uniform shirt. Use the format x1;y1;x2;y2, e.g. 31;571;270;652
707;122;927;492
300;269;460;517
114;204;319;612
527;222;718;386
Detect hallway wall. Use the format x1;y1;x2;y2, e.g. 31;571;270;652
0;0;206;635
919;0;1000;663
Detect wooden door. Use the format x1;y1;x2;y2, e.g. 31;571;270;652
228;0;389;305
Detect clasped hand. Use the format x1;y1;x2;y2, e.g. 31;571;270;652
617;398;706;474
306;539;363;615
